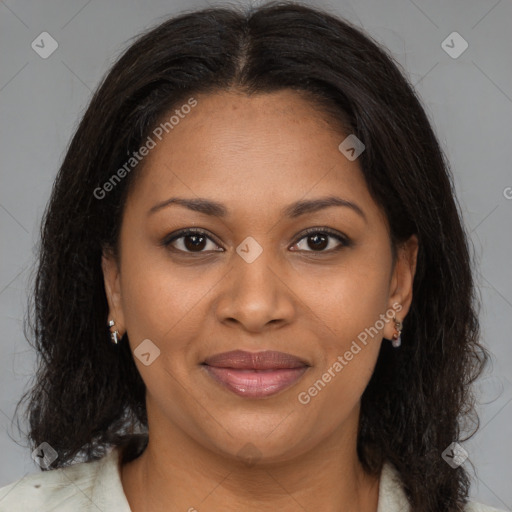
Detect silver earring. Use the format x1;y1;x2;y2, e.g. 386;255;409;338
392;315;402;348
108;319;122;345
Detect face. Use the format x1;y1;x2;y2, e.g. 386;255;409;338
102;90;418;464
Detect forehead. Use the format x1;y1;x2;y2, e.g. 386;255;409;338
125;90;382;223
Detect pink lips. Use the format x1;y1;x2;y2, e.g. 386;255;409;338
202;350;309;398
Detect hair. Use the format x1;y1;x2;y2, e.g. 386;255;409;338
16;2;488;511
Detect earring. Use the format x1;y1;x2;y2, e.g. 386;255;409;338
108;319;123;345
392;314;402;348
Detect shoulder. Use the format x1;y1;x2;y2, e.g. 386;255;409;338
465;503;507;512
0;458;102;511
0;448;130;512
378;462;506;512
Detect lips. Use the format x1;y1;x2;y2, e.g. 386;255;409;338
202;350;310;398
203;350;309;370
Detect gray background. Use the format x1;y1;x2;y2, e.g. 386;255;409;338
0;0;511;509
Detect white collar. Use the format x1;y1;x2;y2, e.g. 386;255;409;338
0;444;500;510
377;461;410;511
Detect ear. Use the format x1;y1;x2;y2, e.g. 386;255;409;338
384;234;419;339
102;247;125;336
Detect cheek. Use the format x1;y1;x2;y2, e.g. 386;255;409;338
117;247;216;403
118;241;217;345
303;252;391;346
295;251;391;407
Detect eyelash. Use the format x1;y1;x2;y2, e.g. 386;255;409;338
161;227;351;254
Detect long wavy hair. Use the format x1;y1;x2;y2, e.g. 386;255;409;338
17;2;487;511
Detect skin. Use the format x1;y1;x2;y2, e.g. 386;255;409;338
102;89;418;512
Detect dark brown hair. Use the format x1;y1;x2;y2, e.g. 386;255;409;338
18;2;487;511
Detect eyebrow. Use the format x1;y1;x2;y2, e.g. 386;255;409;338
148;195;367;222
283;196;366;222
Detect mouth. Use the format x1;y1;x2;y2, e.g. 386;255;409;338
201;350;310;398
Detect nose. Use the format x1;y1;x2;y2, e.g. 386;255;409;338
214;246;296;333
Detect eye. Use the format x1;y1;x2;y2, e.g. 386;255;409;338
290;228;350;253
162;228;224;253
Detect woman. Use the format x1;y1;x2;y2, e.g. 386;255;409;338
0;2;504;511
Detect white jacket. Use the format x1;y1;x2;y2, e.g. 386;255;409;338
0;448;505;511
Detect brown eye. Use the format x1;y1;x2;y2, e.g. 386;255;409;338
291;229;350;253
305;233;329;251
163;229;223;253
183;234;207;251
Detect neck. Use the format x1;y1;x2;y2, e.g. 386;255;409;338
121;412;380;512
